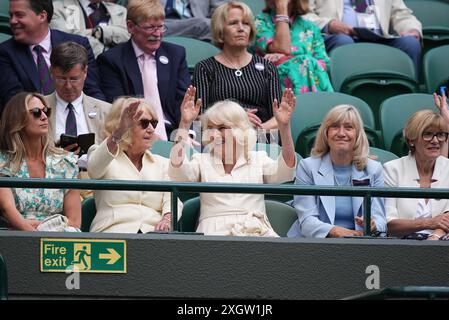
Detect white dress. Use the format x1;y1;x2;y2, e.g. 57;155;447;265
169;151;296;237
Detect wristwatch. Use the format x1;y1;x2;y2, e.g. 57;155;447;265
92;26;103;41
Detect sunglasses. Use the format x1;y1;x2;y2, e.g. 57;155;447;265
139;119;158;130
29;106;51;118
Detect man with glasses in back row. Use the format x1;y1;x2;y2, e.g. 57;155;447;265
97;0;190;141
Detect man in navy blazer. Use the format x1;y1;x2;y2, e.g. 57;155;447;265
0;0;105;114
97;0;190;139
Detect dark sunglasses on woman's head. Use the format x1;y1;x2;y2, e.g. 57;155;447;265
29;106;51;118
139;119;158;130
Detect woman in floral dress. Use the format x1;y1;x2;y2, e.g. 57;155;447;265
255;0;333;94
0;92;80;231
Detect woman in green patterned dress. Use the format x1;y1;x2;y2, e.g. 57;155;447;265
255;0;333;94
0;92;81;231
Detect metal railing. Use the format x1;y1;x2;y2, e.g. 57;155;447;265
1;177;449;235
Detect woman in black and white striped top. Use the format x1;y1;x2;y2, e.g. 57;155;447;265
193;1;282;130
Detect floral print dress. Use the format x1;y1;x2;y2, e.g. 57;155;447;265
255;12;334;94
0;152;78;221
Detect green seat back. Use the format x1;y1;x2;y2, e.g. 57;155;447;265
330;43;418;128
0;1;8;23
241;0;266;15
179;197;297;236
264;200;297;237
390;130;410;157
379;93;437;153
150;140;196;159
369;147;399;164
0;254;8;300
424;45;449;93
179;197;200;232
292;92;378;156
406;1;449;48
81;197;96;232
164;36;220;73
0;32;11;44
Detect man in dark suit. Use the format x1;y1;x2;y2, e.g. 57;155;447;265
0;0;105;114
97;0;190;140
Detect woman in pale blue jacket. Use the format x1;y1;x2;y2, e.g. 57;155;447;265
288;105;386;238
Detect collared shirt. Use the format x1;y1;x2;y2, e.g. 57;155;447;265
79;0;110;26
341;0;380;31
29;29;52;67
131;40;168;140
54;92;90;142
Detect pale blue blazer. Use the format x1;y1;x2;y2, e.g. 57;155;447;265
287;153;387;238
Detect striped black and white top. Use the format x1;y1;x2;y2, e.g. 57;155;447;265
192;55;281;123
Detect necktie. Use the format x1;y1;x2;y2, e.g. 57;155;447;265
353;0;368;13
140;54;167;141
33;45;54;95
88;3;103;28
65;103;78;136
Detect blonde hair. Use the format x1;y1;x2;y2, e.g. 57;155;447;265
312;105;369;171
0;92;62;175
403;109;449;154
127;0;164;24
103;97;158;150
201;100;257;161
211;1;256;49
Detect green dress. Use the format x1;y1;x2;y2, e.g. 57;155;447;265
0;152;78;221
255;12;333;94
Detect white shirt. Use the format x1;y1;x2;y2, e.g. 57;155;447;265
54;93;90;142
30;29;52;67
78;0;110;27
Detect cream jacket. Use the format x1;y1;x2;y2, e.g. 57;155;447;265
87;140;180;233
383;154;449;222
169;151;295;236
304;0;422;38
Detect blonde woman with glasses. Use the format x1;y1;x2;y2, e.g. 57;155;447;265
384;108;449;241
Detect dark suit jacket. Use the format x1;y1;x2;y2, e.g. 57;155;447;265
0;29;105;114
97;40;191;137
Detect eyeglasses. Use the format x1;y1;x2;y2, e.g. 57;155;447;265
29;106;51;118
139;119;158;130
54;77;84;85
134;23;167;33
422;131;449;142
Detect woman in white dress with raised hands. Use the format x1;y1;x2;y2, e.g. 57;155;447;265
169;86;297;237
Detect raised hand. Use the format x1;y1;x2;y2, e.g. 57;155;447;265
117;100;143;134
180;86;201;127
433;93;449;125
273;88;296;128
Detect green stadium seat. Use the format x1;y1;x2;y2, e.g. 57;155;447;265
292;91;380;157
179;197;298;237
264;200;297;237
164;36;220;73
405;1;449;52
0;254;8;300
330;43;419;128
423;45;449;93
81;197;96;232
0;1;8;23
379;93;437;155
369;147;399;164
0;32;11;43
241;0;266;16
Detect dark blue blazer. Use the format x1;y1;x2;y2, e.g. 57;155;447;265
97;40;191;136
0;29;105;113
